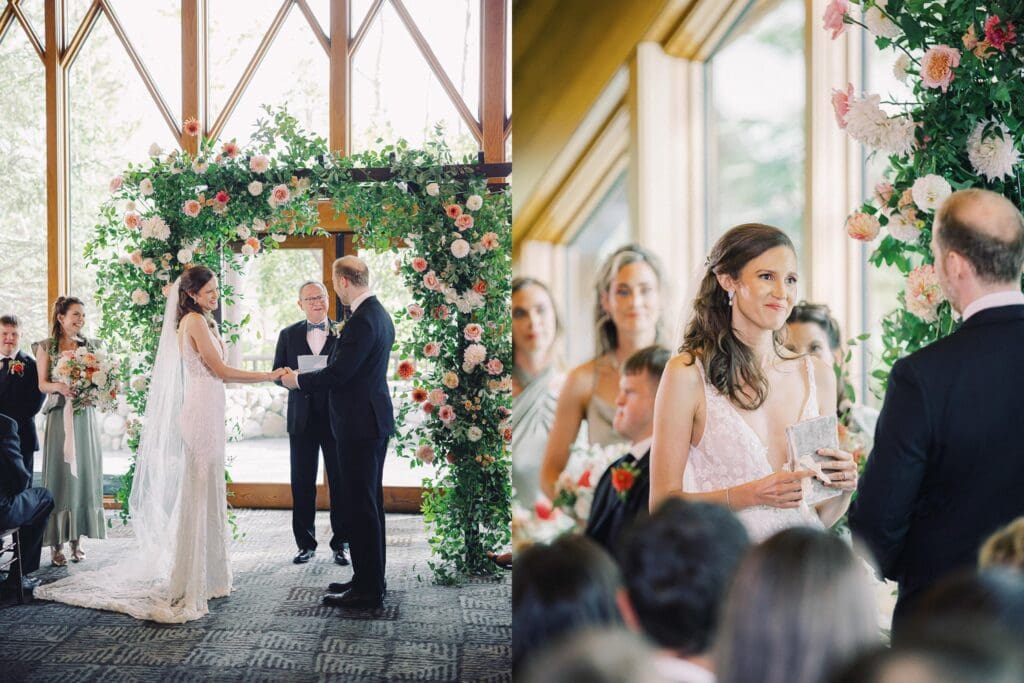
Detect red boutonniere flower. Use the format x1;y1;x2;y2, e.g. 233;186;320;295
611;461;642;501
9;360;25;376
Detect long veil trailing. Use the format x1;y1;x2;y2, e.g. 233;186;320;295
34;278;198;622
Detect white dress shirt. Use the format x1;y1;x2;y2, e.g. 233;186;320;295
348;290;374;314
306;318;328;355
961;289;1024;321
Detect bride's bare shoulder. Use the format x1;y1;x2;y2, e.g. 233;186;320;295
664;352;703;387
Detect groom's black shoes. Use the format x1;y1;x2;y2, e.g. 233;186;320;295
333;547;349;566
322;588;384;609
327;579;387;595
293;548;315;564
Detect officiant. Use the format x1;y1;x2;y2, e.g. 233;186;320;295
273;280;349;565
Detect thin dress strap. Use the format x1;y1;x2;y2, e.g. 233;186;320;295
801;355;818;418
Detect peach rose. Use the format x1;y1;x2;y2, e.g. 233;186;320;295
124;212;142;230
407;304;425;321
445;204;462;219
131;289;150;306
130;249;143;266
245;236;261;254
831;83;853;129
141;259;157;275
463;323;483;342
480;232;499;250
411;257;428;272
442;371;459;389
271;184;291;204
438;404;456;424
415;445;435;464
845;212;881;242
423;271;440;291
486;358;504;376
428;389;447;406
920;45;960;92
451;239;470;258
109;176;124;193
432;305;450;320
183;199;201;217
423;341;440;357
455;214;474;230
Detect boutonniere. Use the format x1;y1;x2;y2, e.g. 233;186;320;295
610;461;642;501
9;360;25;376
330;320;346;338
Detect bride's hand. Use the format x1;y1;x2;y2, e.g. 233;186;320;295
742;470;815;509
268;367;290;381
817;448;858;491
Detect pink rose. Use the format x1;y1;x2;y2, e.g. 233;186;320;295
270;184;291;205
455;214;474;230
423;271;440;291
124;212;142;230
486;358;504;376
407;304;424;321
874;182;894;212
109;176;124;193
463;323;483;342
245;236;261;254
920;45;960;93
428;389;447;406
432;305;450;320
411;257;428;272
445;204;463;219
438;405;456;424
183;199;201;217
423;341;440;357
831;83;853;129
822;0;849;40
480;232;499;250
846;212;881;242
249;155;270;173
141;258;157;275
415;445;435;464
222;141;240;158
985;16;1017;52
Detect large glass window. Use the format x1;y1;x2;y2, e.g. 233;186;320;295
706;0;805;258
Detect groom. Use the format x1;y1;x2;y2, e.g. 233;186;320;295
850;188;1024;623
282;256;395;610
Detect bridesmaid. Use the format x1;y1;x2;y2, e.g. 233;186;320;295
511;277;563;507
36;296;106;566
538;245;664;501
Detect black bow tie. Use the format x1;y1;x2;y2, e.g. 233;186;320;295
307;322;326;331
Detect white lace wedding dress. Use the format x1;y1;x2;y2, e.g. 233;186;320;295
684;356;824;542
35;284;232;623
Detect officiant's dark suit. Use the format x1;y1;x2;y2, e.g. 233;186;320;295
0;414;54;590
849;191;1024;623
273;316;348;562
298;293;395;602
0;348;45;476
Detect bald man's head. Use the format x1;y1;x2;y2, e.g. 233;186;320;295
333;255;370;288
934;189;1024;284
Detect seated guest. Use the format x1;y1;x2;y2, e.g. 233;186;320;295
619;499;749;683
979;517;1024;571
0;414;54;597
715;527;880;683
897;569;1024;643
585;345;670;554
0;314;45;477
519;628;669;683
513;534;623;673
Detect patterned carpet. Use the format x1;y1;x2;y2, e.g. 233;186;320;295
0;510;511;682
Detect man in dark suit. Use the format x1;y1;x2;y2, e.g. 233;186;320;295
0;314;45;477
850;188;1024;624
585;345;669;555
283;256;395;610
0;414;54;597
273;281;348;566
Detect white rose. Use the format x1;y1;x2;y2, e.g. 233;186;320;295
130;375;148;391
131;289;150;306
177;248;193;264
91;371;108;387
425;182;439;196
911;174;952;212
893;53;910;84
241;244;255;257
865;6;900;38
236;224;251;240
148;143;163;157
450;239;470;258
466;194;483;211
466;426;483;442
139;178;154;196
248;180;263;196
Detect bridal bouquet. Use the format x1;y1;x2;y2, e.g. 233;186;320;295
53;348;121;414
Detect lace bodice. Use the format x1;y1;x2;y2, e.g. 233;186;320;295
181;324;225;380
684;356;824;542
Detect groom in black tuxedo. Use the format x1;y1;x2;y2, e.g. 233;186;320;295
0;314;45;477
273;281;348;566
283;256;395;610
850;188;1024;624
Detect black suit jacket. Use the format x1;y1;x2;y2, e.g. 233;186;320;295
0;350;44;452
0;414;31;508
297;296;395;441
585;449;651;555
273;319;337;435
849;304;1024;605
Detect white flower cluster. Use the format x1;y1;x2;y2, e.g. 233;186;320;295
140;216;170;241
844;93;916;157
442;285;486;314
966;120;1020;182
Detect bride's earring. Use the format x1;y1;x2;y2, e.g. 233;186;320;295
728;291;735;307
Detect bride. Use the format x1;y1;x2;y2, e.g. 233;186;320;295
35;266;287;622
649;224;859;542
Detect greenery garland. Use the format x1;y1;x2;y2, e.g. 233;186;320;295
85;109;511;582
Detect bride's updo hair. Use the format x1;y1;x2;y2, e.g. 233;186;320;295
681;224;794;410
176;265;216;327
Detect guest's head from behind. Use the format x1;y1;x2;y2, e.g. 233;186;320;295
715;527;879;683
297;280;329;324
594;245;664;356
899;568;1024;644
519;628;669;683
620;499;749;666
980;516;1024;571
682;223;797;409
786;301;842;367
0;313;21;357
177;265;219;323
512;277;561;371
50;296;86;343
613;345;670;444
331;255;370;305
513;534;623;671
931;188;1024;313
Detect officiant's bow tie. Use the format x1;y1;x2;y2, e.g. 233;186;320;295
307;322;326;331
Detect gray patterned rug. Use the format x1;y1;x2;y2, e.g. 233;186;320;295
0;510;511;682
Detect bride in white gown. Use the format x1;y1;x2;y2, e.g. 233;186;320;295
649;224;860;542
35;266;286;622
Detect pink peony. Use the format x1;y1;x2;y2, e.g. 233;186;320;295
415;445;435;464
831;83;853;129
463;343;487;368
438;404;456;424
411;257;428;272
428;389;447;406
124;212;142;230
455;214;474;230
984;16;1017;52
920;45;960;93
407;304;425;321
480;232;499;250
846;212;881;242
183;199;201;217
463;323;483;342
486;358;504;376
423;341;440;357
822;0;849;40
249;155;270;173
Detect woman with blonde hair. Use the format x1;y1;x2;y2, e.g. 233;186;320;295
539;245;664;501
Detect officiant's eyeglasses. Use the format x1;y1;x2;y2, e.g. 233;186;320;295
301;295;327;303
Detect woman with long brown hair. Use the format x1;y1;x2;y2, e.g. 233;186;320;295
539;245;664;501
649;224;858;541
